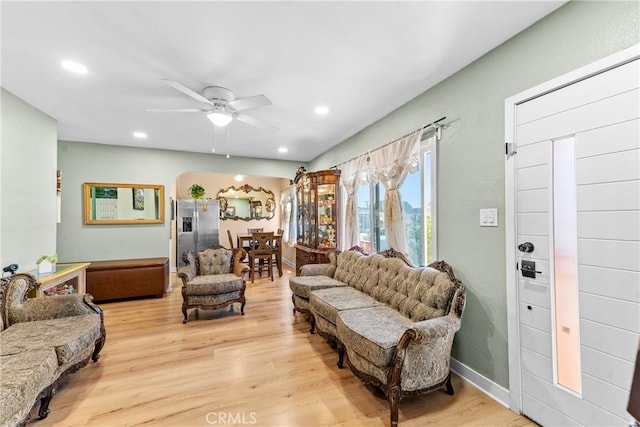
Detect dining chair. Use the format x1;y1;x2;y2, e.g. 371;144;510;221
245;228;263;253
273;229;284;277
248;231;274;283
226;229;235;249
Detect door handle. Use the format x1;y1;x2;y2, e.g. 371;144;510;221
521;260;542;279
518;242;534;253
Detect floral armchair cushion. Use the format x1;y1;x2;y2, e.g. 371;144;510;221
198;248;232;275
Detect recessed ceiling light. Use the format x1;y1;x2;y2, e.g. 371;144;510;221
278;147;288;153
314;106;330;115
133;131;147;139
61;60;88;74
234;175;244;182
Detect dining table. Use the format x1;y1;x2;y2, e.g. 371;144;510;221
236;233;283;277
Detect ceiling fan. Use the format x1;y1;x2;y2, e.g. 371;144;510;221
147;80;278;132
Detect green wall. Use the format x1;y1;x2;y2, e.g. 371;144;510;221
1;89;58;272
57;140;304;263
309;1;640;388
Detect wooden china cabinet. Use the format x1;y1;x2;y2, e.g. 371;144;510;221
294;168;341;275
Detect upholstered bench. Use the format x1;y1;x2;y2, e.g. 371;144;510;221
86;257;169;302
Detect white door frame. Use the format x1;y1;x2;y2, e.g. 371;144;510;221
504;43;640;413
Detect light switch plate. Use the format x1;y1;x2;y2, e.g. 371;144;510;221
480;208;498;227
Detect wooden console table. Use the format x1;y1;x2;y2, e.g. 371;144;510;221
33;262;90;297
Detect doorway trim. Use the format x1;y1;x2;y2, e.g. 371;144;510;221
504;43;640;413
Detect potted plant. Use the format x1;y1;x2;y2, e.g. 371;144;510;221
188;184;205;200
36;254;58;274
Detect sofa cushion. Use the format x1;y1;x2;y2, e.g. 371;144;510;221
384;267;455;322
198;248;232;275
334;252;385;291
0;349;59;427
337;306;413;368
0;314;101;365
184;274;245;296
364;257;414;300
289;275;347;299
333;250;366;284
310;287;382;325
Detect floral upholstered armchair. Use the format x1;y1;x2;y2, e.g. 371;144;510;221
177;246;249;323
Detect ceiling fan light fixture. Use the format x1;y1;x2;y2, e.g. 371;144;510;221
207;111;233;127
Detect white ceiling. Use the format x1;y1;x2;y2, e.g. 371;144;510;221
1;1;565;162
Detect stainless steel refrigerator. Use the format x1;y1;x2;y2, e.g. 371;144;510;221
176;199;220;267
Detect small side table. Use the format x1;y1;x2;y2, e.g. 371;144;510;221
33;262;91;297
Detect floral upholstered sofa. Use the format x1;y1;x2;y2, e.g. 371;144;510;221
289;249;465;427
0;273;105;427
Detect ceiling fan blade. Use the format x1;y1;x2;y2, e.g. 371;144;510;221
235;113;279;133
162;79;212;105
228;94;272;111
146;108;207;113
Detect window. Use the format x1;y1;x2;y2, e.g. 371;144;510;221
423;138;437;264
356;184;371;254
552;136;581;394
375;184;387;251
402;170;422;266
352;135;437;266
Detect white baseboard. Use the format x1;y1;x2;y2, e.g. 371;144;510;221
283;259;295;268
450;358;511;409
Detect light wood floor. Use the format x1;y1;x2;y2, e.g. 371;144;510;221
31;267;534;426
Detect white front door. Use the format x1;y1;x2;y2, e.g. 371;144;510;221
507;50;639;426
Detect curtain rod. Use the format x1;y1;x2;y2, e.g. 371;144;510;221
331;116;446;169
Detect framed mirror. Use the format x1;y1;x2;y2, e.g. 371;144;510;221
83;182;165;224
217;184;276;221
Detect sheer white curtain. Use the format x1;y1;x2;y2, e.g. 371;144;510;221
340;156;367;249
280;185;297;247
369;131;422;255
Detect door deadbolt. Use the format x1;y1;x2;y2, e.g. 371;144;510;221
518;242;534;253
